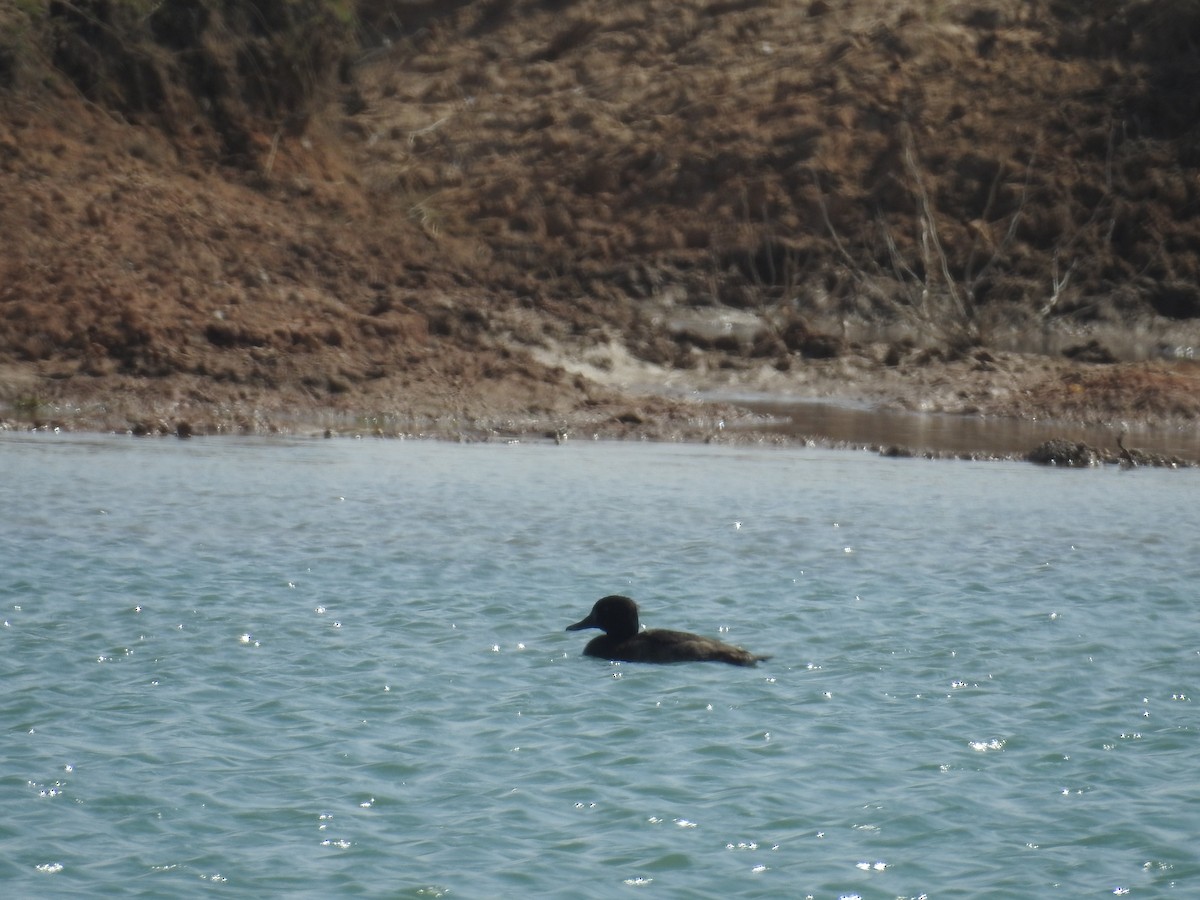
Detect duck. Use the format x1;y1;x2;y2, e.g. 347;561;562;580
566;595;768;666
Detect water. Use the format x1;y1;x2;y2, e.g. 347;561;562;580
3;433;1199;897
740;399;1200;463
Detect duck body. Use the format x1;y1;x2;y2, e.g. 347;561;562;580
566;595;768;667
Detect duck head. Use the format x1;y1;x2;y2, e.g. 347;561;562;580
566;595;640;640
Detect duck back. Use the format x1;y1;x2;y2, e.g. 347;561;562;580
583;628;767;666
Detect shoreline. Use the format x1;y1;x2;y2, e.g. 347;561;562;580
4;347;1198;467
5;409;1193;469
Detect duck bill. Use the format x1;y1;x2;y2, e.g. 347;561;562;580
565;614;596;632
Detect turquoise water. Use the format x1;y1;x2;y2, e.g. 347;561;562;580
3;433;1198;898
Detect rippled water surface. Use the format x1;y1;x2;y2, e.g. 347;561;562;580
3;433;1199;898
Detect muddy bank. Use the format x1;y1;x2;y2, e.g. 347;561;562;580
4;341;1198;468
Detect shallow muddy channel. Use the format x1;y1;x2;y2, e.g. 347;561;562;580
737;398;1200;463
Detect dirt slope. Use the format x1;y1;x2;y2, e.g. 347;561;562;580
2;0;1199;439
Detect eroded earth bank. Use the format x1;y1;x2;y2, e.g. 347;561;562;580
2;0;1199;462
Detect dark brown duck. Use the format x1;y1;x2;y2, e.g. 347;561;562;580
566;595;769;666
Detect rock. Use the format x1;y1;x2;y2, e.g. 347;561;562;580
1026;439;1100;467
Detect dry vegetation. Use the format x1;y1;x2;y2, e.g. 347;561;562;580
2;0;1199;444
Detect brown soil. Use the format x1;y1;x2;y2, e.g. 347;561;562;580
2;1;1200;452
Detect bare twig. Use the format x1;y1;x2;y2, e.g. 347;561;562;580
899;122;970;331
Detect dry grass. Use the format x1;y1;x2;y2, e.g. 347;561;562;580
1017;362;1200;425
